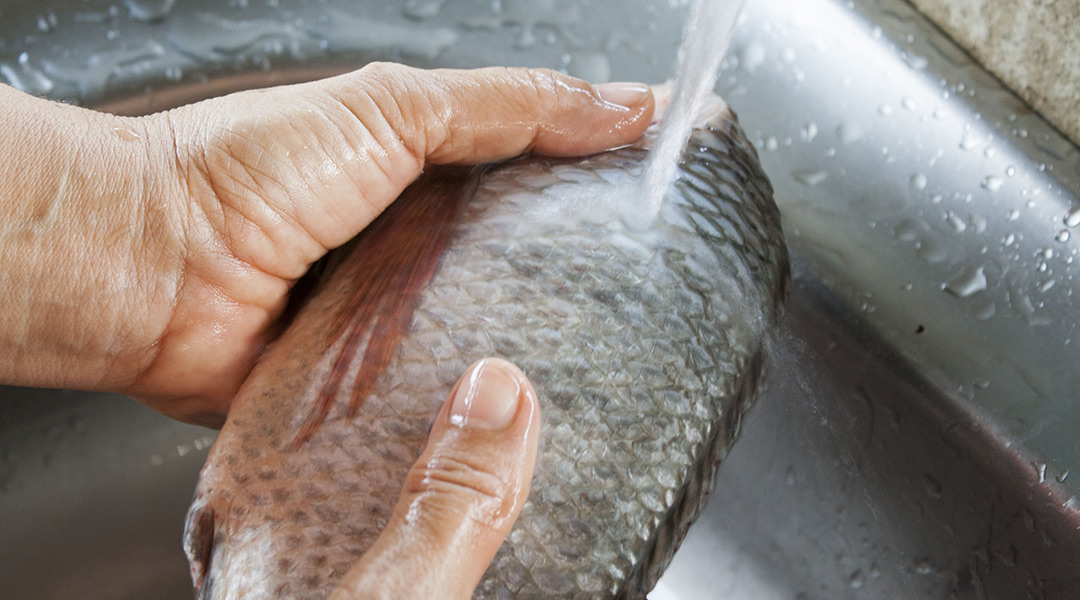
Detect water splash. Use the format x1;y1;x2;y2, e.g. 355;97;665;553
125;0;175;22
629;0;745;230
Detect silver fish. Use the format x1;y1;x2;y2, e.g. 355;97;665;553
184;97;789;599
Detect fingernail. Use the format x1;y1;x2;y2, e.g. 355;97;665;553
595;82;650;109
449;359;521;430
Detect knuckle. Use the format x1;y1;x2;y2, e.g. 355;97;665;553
355;62;437;160
357;61;407;81
519;67;562;103
404;451;514;527
509;67;585;132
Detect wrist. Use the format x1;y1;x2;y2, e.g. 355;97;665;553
0;86;184;392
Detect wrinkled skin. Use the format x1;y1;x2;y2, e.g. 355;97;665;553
0;64;654;427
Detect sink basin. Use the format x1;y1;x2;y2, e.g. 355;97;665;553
2;0;1078;598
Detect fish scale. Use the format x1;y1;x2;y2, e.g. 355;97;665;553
185;102;788;599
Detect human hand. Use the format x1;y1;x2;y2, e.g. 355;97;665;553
0;65;653;426
327;357;541;599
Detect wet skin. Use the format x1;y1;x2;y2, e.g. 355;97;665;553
0;66;652;598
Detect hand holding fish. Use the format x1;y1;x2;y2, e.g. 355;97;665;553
325;358;541;600
0;64;654;426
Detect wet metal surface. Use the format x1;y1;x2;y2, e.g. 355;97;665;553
1;0;1078;597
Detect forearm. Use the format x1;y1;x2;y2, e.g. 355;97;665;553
0;85;179;391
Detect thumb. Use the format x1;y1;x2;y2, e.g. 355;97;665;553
329;358;542;600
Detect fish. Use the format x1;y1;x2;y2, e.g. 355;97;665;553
183;93;789;599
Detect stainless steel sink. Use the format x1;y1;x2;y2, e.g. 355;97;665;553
2;0;1078;598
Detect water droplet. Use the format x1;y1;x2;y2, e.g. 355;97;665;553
0;53;54;94
913;559;933;575
849;569;865;589
970;298;995;320
917;238;948;264
1008;281;1052;326
944;265;987;298
739;42;766;72
793;169;828;187
894;219;923;241
515;24;536;48
970;214;987;233
1033;461;1047;483
1057;230;1071;243
959;130;980;151
878;104;894;116
981;175;1003;191
1064;205;1080;227
906;54;928;70
404;0;447;19
1058;470;1070;483
901;97;916;111
800;121;818;143
37;12;58;32
1008;209;1020;221
1005;165;1016;177
946;211;966;232
112;125;141;141
922;473;943;498
910;173;927;190
837;121;863;144
765;136;778;151
125;0;175;22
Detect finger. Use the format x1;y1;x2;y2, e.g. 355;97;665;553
329;358;541;600
297;64;654;249
326;63;655;165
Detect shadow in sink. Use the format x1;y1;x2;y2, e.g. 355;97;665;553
657;271;1080;599
0;389;212;599
3;270;1077;599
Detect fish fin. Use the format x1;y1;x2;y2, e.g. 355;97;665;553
183;501;215;595
290;167;481;448
291;314;369;449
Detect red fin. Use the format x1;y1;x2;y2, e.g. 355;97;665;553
291;167;480;449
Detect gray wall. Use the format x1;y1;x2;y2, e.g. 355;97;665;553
907;0;1080;146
